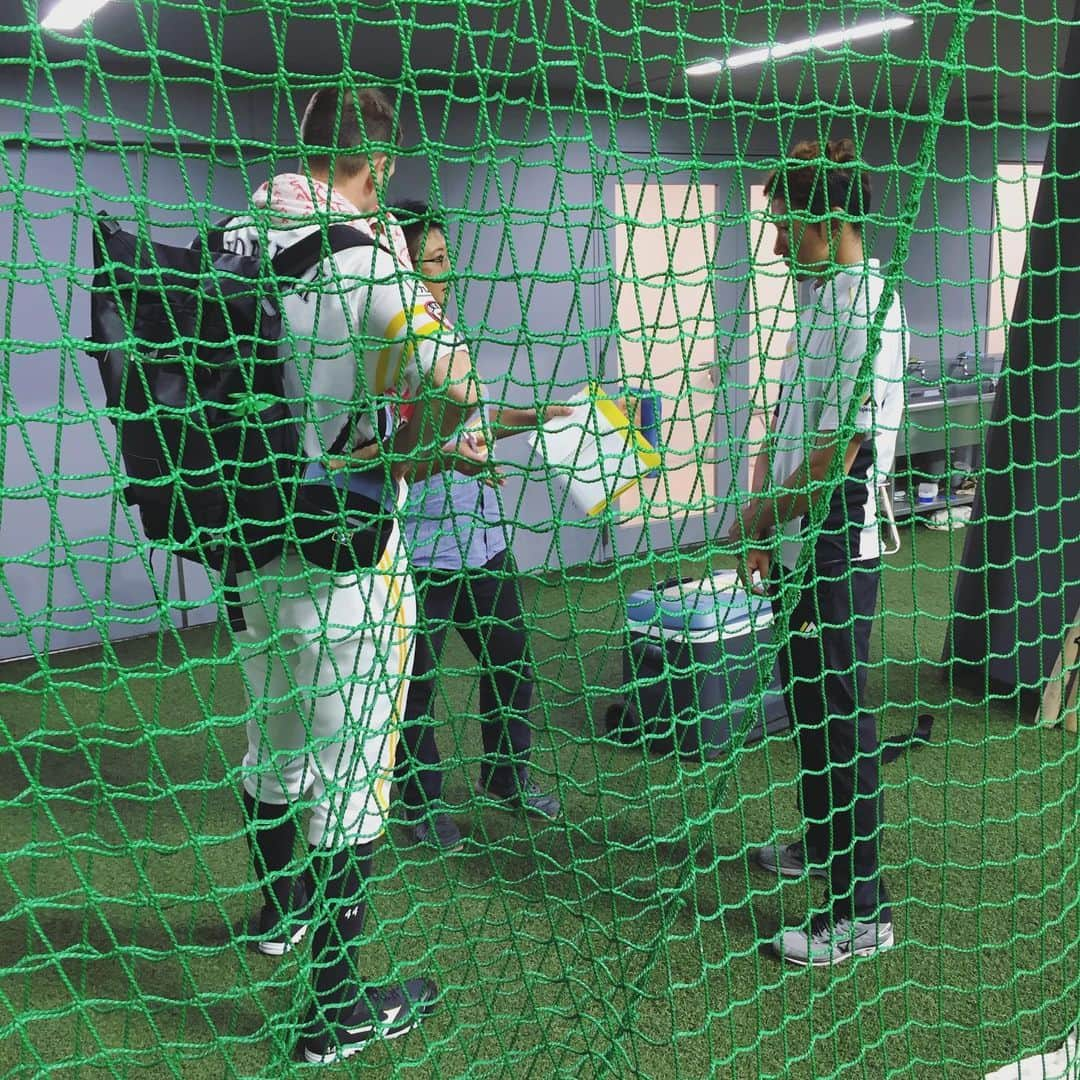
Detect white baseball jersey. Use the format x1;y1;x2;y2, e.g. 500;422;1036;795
222;173;456;460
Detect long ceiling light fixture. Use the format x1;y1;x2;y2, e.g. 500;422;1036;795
686;15;915;76
41;0;114;31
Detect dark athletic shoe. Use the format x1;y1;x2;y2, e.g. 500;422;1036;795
299;978;439;1064
476;779;561;820
412;812;465;853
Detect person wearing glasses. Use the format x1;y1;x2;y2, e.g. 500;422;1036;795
390;199;569;851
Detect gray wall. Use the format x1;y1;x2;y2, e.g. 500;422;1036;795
0;67;1048;658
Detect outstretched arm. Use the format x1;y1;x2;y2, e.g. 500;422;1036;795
391;346;481;481
488;402;574;441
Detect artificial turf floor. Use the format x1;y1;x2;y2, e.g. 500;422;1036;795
1;521;1077;1078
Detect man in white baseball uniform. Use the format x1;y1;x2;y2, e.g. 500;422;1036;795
222;85;478;1063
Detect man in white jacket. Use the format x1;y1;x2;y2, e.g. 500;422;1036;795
223;85;478;1063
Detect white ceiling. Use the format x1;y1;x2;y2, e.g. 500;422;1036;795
4;0;1076;120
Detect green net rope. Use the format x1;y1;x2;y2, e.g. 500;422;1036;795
2;2;1079;1077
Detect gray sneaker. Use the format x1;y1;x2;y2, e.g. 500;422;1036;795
477;779;561;820
772;913;895;966
755;840;827;879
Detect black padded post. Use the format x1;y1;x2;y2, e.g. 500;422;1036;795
946;8;1080;703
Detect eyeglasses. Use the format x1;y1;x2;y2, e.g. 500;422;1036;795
421;253;449;270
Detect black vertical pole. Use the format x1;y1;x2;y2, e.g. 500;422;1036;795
947;9;1080;703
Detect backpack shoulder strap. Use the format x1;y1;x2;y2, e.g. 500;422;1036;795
270;225;388;461
195;220;378;274
270;224;378;280
201;215;235;254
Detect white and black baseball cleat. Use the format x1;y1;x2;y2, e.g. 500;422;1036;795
244;882;312;957
246;904;309;956
299;978;439;1064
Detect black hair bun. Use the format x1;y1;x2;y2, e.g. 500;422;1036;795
826;138;859;165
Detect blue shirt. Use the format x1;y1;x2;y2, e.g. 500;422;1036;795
402;472;506;571
304;460;396;512
303;404;398;510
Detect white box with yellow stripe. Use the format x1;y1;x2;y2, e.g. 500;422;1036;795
528;385;662;518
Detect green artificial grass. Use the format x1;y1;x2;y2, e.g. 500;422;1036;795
1;522;1077;1078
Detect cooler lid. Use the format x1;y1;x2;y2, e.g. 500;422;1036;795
626;572;774;638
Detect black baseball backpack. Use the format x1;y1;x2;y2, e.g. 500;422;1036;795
88;216;393;575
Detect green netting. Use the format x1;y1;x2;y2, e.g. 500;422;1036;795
2;1;1080;1077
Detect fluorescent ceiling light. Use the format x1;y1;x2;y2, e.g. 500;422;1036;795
41;0;113;30
686;16;915;76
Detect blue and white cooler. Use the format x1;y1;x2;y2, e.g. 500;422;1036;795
606;571;788;760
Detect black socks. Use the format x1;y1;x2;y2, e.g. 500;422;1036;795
242;792;375;1028
241;790;311;915
308;843;374;1025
